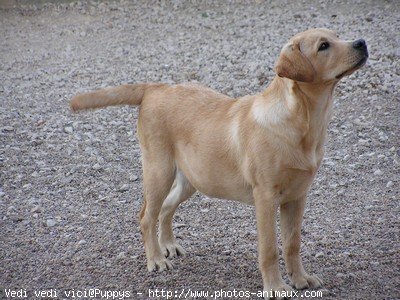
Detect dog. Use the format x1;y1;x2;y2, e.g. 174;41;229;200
70;28;368;299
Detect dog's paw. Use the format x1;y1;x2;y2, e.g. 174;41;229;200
160;242;186;258
264;282;293;300
147;256;173;272
290;273;323;290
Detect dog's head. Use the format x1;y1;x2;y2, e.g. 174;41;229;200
274;28;368;83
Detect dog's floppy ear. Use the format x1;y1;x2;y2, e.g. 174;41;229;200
274;42;316;83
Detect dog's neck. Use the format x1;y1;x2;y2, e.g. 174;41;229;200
257;76;337;160
265;76;336;113
265;76;336;129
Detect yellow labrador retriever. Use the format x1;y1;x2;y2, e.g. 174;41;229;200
70;28;368;298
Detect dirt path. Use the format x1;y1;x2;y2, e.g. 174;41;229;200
1;1;399;299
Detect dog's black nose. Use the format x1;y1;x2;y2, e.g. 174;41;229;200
353;39;367;51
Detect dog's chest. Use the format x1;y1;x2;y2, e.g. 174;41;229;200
275;148;323;201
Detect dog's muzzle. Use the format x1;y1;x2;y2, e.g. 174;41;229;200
335;39;368;79
353;38;369;58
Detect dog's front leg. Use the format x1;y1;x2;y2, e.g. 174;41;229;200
254;187;293;300
280;197;323;290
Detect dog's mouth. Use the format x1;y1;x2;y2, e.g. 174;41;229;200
335;56;368;79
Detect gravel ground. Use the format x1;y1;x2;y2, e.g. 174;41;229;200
1;1;399;299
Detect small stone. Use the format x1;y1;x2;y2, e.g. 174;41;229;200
386;181;393;188
30;205;43;213
12;215;24;222
92;163;102;170
2;126;14;132
118;184;130;192
62;259;72;266
64;124;74;134
320;289;330;296
78;239;87;245
315;251;324;258
116;251;126;260
46;219;56;227
348;272;356;278
337;188;345;196
366;12;375;22
129;175;138;181
174;223;187;229
7;206;16;212
374;169;383;176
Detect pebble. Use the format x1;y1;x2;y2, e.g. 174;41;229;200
174;223;187;229
92;163;102;170
366;12;375;22
78;239;87;245
386;181;393;188
320;289;330;297
315;251;324;258
30;205;43;213
118;184;130;192
64;124;74;134
116;251;126;260
2;126;14;132
7;206;16;212
12;215;24;222
46;219;56;227
374;169;383;176
129;175;139;181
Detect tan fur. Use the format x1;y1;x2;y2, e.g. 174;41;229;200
70;28;367;299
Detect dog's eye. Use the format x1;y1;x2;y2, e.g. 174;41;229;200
318;42;330;51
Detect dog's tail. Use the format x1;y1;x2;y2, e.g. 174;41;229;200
70;83;160;112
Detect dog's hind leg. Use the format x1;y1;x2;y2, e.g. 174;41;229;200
158;170;195;259
140;155;176;272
